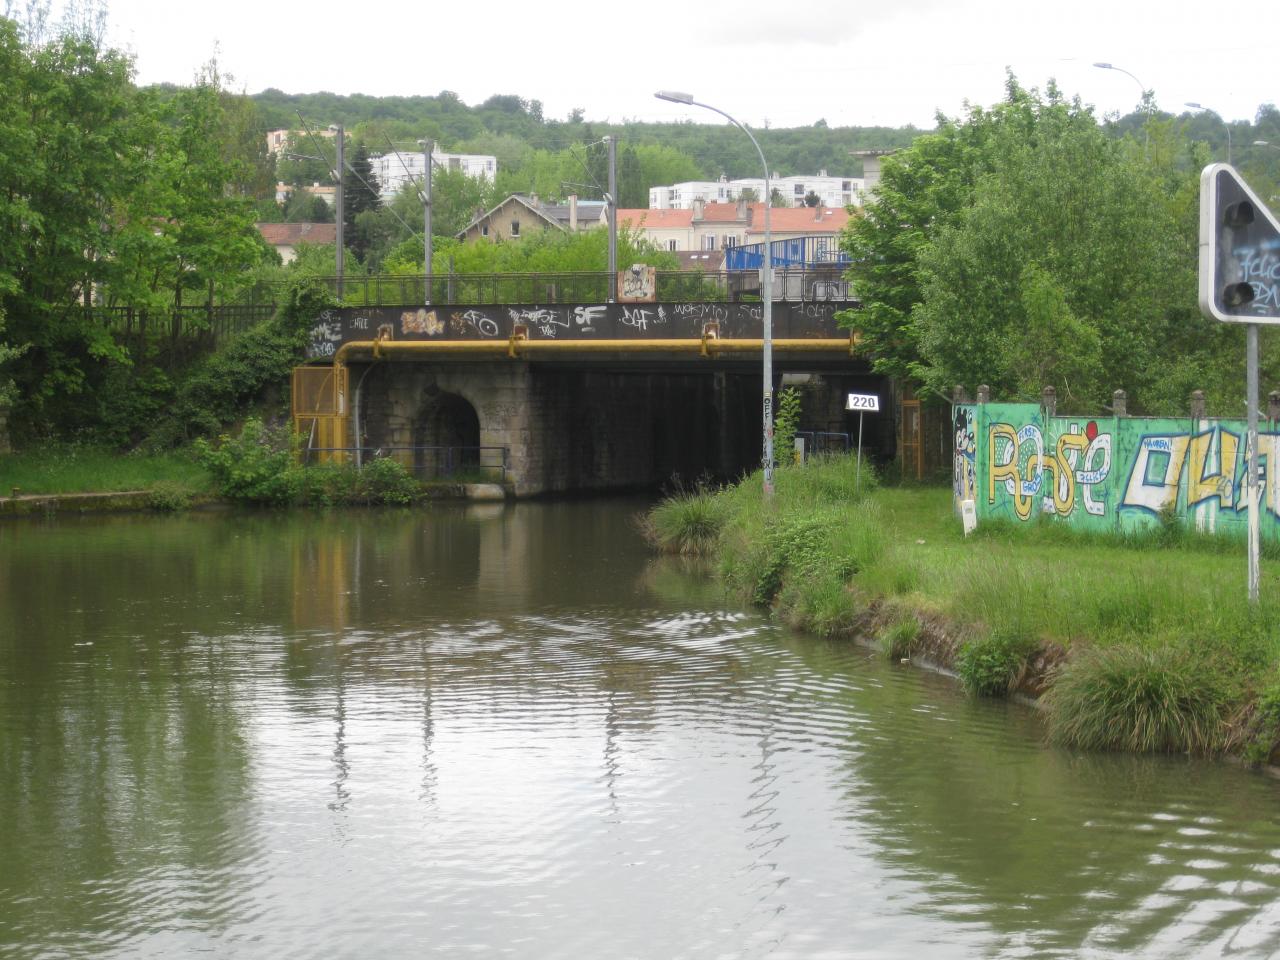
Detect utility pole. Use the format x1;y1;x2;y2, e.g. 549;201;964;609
419;139;434;304
606;135;617;302
331;124;345;298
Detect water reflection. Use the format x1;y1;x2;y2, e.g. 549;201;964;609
1;504;1280;958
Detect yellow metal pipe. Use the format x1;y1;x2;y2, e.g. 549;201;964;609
333;336;859;362
325;333;858;418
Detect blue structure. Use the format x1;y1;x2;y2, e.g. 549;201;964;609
724;235;851;270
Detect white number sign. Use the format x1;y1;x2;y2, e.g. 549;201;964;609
846;393;880;412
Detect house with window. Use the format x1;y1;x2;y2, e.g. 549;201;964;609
617;201;850;257
255;222;337;264
456;195;607;243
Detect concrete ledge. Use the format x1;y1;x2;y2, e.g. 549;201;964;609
1;490;158;518
462;483;509;501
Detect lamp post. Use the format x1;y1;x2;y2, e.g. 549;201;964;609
328;124;345;298
655;90;774;498
1093;62;1150;147
417;139;434;304
1186;102;1232;165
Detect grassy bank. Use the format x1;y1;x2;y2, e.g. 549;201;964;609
644;458;1280;764
0;447;214;498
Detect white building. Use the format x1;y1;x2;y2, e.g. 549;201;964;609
649;171;863;210
368;150;497;199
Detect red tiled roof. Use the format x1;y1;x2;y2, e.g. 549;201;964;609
699;201;749;222
616;208;693;228
745;206;850;235
256;222;337;245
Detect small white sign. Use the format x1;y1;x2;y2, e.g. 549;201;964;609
846;393;880;412
961;499;977;536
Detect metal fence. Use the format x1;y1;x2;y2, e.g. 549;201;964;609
92;304;276;341
796;431;852;456
281;267;851;307
300;446;509;482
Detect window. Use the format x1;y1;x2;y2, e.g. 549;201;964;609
511;220;520;238
702;234;716;251
842;180;851;190
668;239;678;251
481;224;489;238
724;235;737;248
794;184;805;196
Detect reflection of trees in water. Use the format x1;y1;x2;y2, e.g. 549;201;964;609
0;629;257;953
773;633;1280;956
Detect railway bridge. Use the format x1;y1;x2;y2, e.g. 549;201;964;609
293;296;887;496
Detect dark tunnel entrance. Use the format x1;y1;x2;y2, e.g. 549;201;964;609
413;387;481;479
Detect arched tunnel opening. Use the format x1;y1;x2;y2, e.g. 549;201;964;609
412;387;481;478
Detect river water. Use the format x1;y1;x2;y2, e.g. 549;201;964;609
3;500;1280;959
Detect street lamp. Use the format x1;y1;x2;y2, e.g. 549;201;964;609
1186;102;1233;165
655;90;775;498
1093;62;1150;147
328;124;345;297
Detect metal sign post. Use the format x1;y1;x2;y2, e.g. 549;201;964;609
846;392;880;493
1199;163;1280;603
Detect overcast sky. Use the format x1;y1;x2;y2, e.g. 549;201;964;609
93;0;1277;135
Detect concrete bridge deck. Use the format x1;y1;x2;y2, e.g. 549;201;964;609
304;300;859;361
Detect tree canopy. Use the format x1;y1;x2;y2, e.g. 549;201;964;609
840;76;1264;415
0;11;274;436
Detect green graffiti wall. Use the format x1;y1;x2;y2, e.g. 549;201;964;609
954;403;1280;537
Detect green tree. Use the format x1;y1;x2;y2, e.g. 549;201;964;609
343;141;381;261
846;75;1214;414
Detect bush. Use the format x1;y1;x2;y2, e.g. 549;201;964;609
146;481;194;512
1043;644;1230;754
956;626;1038;697
299;457;421;506
354;457;419;505
1243;676;1280;765
195;417;303;505
147;281;333;447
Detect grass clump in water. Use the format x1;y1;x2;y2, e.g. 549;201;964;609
643;486;727;555
1044;644;1231;754
879;616;921;660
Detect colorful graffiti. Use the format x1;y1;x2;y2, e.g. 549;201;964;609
985;416;1111;521
959;403;1280;536
953;407;976;505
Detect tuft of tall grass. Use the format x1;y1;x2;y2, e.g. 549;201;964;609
643;488;727;555
879;617;921;660
1043;644;1231;754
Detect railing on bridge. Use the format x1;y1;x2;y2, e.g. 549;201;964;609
286;268;852;308
301;446;509;483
